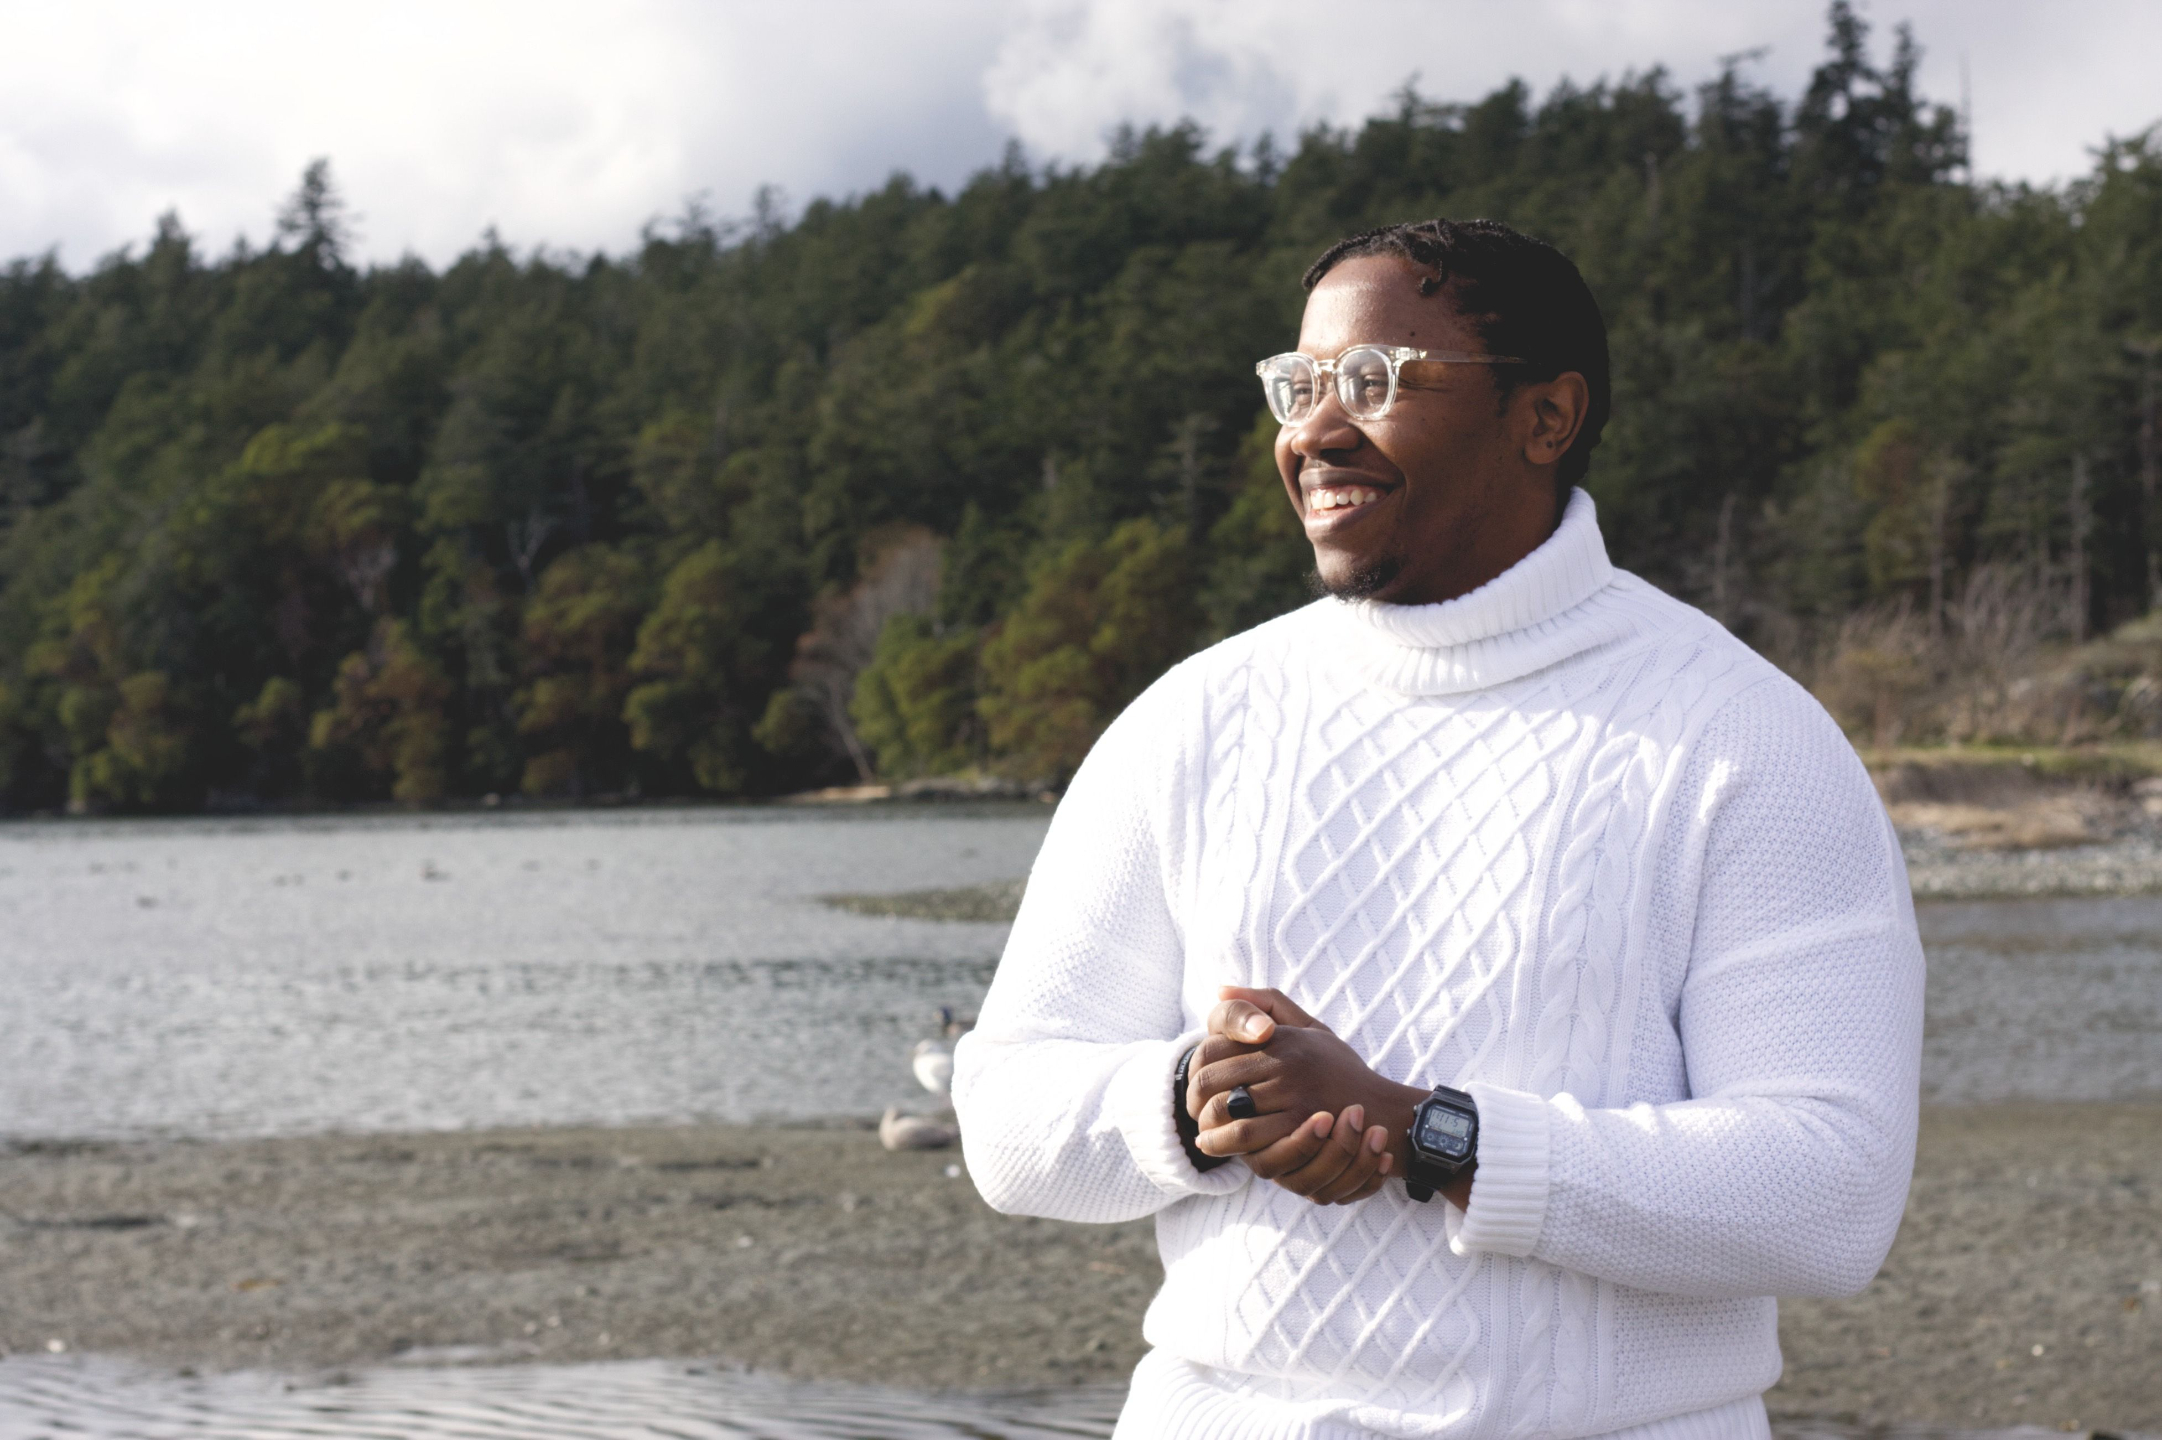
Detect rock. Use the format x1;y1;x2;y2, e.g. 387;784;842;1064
892;775;1036;801
781;784;893;805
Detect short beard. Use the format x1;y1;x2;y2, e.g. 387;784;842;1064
1308;557;1402;602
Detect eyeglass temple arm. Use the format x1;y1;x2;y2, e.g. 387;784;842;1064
1256;351;1528;371
1398;350;1527;365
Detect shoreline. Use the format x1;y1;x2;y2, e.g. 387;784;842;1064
3;1107;2156;1431
16;781;2162;906
822;833;2162;923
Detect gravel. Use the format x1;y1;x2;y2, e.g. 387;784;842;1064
1900;831;2162;900
2;1109;2158;1430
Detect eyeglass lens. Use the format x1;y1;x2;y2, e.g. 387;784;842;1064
1260;347;1396;424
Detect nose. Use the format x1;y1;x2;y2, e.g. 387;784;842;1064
1287;390;1364;462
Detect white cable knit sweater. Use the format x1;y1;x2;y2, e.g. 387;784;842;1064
953;490;1924;1440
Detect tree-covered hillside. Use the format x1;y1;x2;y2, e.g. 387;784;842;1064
2;5;2158;812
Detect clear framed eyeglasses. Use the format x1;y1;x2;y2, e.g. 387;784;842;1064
1255;345;1525;425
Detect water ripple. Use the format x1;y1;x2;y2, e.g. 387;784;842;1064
0;1357;2145;1440
0;1356;1126;1439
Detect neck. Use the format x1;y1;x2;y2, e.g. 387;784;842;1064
1324;488;1627;695
1380;484;1564;607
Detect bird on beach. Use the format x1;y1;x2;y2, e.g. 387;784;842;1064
911;1039;954;1097
881;1007;973;1151
910;1007;976;1096
879;1105;959;1151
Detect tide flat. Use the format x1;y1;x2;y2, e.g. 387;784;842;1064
1;1107;2158;1433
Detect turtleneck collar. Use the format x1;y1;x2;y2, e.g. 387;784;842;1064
1324;487;1636;696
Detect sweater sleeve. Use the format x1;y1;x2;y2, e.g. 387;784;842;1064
953;666;1251;1223
1451;679;1924;1300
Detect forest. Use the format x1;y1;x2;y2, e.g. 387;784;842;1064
2;4;2159;813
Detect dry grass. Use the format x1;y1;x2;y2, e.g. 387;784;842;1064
1865;746;2162;849
1810;567;2162;750
1881;796;2106;850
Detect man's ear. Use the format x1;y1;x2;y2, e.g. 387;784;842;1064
1521;371;1590;468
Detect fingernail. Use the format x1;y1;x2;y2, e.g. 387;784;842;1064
1241;1020;1267;1040
1313;1113;1333;1137
1367;1127;1387;1153
1343;1105;1364;1130
1378;1154;1393;1174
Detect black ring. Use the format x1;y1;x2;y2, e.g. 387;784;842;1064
1226;1085;1258;1121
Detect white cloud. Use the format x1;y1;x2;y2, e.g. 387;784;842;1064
1;0;2156;272
981;0;2162;182
0;0;1007;268
980;0;1307;161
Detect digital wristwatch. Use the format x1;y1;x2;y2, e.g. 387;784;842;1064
1403;1083;1479;1203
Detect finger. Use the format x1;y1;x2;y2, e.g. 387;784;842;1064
1264;1117;1359;1196
1239;1110;1335;1179
1193;1033;1264;1067
1276;1103;1371;1199
1299;1107;1374;1203
1188;1050;1280;1115
1332;1138;1396;1204
1206;997;1276;1045
1194;1110;1308;1159
1311;1119;1391;1205
1186;1036;1264;1117
1194;1074;1292;1130
1217;985;1329;1033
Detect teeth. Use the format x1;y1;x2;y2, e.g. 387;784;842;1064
1311;486;1380;511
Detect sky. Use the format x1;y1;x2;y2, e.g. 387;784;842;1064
3;0;2159;272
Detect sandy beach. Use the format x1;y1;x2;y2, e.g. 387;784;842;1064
2;1105;2156;1432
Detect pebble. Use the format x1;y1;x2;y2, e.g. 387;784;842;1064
1899;832;2162;900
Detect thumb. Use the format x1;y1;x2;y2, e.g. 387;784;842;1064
1208;995;1276;1044
1217;985;1327;1034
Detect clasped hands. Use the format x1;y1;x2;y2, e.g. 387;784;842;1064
1184;986;1467;1208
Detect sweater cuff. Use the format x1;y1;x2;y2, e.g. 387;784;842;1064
1449;1081;1550;1259
1107;1030;1251;1200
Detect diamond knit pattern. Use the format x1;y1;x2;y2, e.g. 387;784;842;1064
954;493;1924;1440
1224;681;1584;1409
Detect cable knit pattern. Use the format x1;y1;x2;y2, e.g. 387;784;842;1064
954;491;1923;1439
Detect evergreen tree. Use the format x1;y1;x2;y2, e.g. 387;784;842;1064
0;6;2155;810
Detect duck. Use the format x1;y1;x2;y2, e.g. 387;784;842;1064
910;1038;954;1097
879;1105;959;1151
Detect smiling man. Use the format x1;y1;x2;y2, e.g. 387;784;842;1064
954;219;1924;1439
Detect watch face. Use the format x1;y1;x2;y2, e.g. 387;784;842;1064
1418;1105;1472;1159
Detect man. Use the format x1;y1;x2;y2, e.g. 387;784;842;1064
953;218;1923;1439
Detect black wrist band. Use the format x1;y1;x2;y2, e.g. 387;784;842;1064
1172;1045;1228;1173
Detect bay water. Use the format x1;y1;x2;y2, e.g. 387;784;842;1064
0;806;1046;1141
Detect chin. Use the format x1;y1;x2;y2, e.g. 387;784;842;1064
1310;555;1403;602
